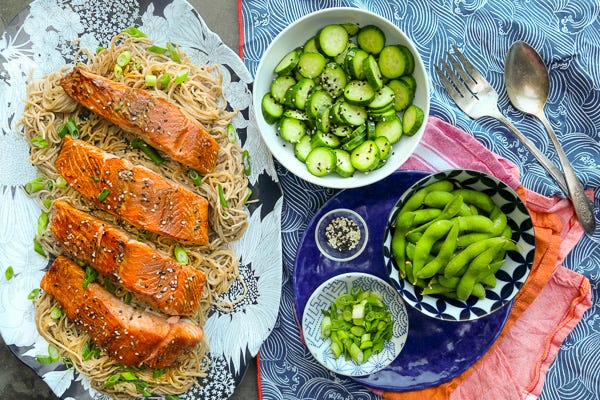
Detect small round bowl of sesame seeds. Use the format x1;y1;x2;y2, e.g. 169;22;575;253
315;208;368;262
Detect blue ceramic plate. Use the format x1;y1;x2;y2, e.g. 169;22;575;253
384;169;536;321
302;272;409;377
293;170;511;391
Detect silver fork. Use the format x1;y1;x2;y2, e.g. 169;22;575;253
435;45;569;195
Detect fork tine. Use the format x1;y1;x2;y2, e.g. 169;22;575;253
451;45;489;86
446;52;479;95
439;58;470;97
434;63;463;100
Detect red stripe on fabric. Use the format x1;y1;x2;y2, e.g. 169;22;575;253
526;274;591;395
256;351;263;399
237;0;244;59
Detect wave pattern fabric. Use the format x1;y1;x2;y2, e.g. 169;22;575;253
241;1;600;399
0;0;283;399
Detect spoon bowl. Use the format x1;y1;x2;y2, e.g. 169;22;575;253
505;41;596;235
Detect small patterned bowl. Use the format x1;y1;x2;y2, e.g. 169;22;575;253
302;272;409;376
383;169;536;321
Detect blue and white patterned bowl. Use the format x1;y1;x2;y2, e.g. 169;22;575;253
383;169;536;321
301;272;409;376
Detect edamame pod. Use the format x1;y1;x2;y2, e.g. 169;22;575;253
416;219;459;279
391;230;407;279
398;179;454;214
451;189;496;214
444;236;511;278
423;190;473;216
412;219;454;275
456;242;505;300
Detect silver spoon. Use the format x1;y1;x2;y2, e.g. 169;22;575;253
505;41;596;235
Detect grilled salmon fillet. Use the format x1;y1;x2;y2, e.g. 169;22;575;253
40;256;204;368
60;67;219;174
50;200;206;316
55;136;209;245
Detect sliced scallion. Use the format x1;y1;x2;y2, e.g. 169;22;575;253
116;50;132;67
55;175;68;189
37;211;49;236
82;266;98;289
227;123;237;143
97;187;110;202
131;138;164;165
28;288;40;300
50;307;63;319
96;46;105;54
25;177;45;194
217;184;229;208
242;150;251;176
31;136;49;148
174;68;189;84
33;237;46;257
174;244;189;265
66;117;79;139
114;64;124;79
188;169;203;186
5;266;14;281
159;73;171;88
148;45;167;54
166;42;181;63
145;74;157;87
243;187;253;203
122;26;147;38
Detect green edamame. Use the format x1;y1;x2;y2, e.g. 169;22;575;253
412;219;454;275
455;241;506;300
451;189;496;214
397;179;454;214
443;236;510;278
416;219;459;279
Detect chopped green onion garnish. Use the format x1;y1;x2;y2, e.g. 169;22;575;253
5;266;14;281
242;150;251;176
188;169;203;186
122;26;147;38
148;45;167;54
174;244;189;265
25;177;45;194
37;211;49;235
43;199;52;208
31;136;49;148
90;176;100;182
82;266;98;289
97;187;110;202
153;368;166;379
96;46;105;54
159;73;171;88
63;357;74;369
243;187;253;203
217;184;229;208
33;237;46;257
123;291;132;304
28;288;40;300
82;341;100;361
104;373;121;388
145;74;157;87
66;117;79;139
116;50;132;67
57;123;69;138
131;138;164;165
50;307;63;319
36;344;60;364
121;371;138;381
114;64;124;79
135;380;152;397
55;176;68;189
166;42;181;63
174;68;189;84
227;124;237;143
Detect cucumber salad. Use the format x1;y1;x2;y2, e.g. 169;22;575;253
261;22;425;178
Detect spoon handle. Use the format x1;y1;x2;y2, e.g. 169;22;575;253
537;113;596;234
493;113;569;193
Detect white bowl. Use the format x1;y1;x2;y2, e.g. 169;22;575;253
302;272;409;376
253;7;430;189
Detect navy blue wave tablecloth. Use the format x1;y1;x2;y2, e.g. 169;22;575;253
240;1;599;399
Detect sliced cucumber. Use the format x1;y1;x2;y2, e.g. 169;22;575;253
339;101;367;126
343;80;376;105
350;139;381;171
290;78;315;110
363;54;383;91
297;52;327;79
356;25;386;55
402;104;425;136
307;90;333;119
294;134;313;162
317;24;349;57
400;75;417;92
320;62;347;98
374;116;403;144
341;22;360;37
331;125;353;137
369;106;397;122
345;47;369;80
368;85;395;109
283;109;309;121
387;79;414;112
378;45;407;79
277;117;306;143
261;93;284;124
315;105;331;133
274;47;302;75
305;147;337;176
374;136;392;162
303;37;319;53
333;148;355;177
397;45;415;74
341;126;367;151
311;130;340;148
270;75;296;104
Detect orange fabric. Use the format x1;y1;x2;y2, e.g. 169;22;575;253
381;186;577;400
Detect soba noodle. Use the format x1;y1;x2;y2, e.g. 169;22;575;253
20;31;250;398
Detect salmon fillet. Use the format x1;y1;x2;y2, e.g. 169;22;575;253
50;200;206;316
60;67;219;174
55;136;209;245
40;256;204;368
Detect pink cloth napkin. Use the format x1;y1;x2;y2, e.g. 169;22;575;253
377;117;592;400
